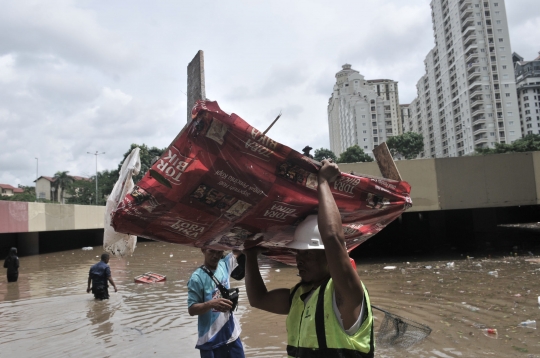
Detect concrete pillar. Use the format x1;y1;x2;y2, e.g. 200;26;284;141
187;50;206;122
17;232;39;256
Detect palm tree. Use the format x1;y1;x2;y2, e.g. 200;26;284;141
52;171;74;204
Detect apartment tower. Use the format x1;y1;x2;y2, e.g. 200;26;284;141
328;64;402;158
404;0;521;157
513;52;540;135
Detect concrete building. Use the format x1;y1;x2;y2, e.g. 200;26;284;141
34;175;90;203
513;52;540;135
328;64;402;158
400;104;412;129
0;184;23;196
404;0;521;158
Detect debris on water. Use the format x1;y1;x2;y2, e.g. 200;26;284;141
401;269;406;274
514;294;521;297
446;262;455;268
480;328;498;338
169;254;173;257
425;266;432;269
82;247;93;250
275;269;281;272
438;279;443;283
462;303;480;312
181;260;187;262
384;266;396;270
518;320;536;329
487;271;498;277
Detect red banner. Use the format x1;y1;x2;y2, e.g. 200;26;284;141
111;101;412;265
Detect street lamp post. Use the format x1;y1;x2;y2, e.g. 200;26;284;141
35;157;39;202
87;151;105;205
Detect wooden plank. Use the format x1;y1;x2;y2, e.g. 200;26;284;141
372;142;402;181
187;50;206;122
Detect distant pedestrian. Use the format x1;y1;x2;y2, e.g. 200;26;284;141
3;247;19;282
87;253;117;300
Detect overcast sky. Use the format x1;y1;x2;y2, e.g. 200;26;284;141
1;0;538;187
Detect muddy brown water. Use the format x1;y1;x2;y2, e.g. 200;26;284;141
1;242;539;357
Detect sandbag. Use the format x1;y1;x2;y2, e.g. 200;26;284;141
111;100;412;265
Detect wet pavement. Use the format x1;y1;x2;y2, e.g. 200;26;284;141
1;242;539;357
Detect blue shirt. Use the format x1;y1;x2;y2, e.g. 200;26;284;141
187;253;240;350
89;261;111;286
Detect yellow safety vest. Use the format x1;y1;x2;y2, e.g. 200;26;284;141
286;278;374;358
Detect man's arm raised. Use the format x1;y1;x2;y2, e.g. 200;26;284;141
244;247;290;315
317;159;365;330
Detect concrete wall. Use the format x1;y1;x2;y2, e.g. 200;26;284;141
0;202;105;234
339;151;540;212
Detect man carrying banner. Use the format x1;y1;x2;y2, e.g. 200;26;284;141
188;249;244;358
244;159;375;357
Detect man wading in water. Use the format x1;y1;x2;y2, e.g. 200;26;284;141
244;160;375;357
188;249;244;358
3;247;19;283
87;253;118;300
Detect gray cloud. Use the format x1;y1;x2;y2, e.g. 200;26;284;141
0;0;538;187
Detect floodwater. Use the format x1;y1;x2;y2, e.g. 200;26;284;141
1;242;539;358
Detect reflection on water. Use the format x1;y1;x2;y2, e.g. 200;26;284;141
1;242;540;357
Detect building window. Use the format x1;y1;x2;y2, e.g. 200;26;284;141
506;93;510;97
494;3;498;6
502;65;507;69
508;112;513;117
364;146;368;149
505;84;509;88
363;138;367;142
363;130;367;134
497;20;501;24
362;115;366;118
498;38;503;42
373;129;378;134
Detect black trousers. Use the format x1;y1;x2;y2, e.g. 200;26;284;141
92;284;110;300
7;273;18;282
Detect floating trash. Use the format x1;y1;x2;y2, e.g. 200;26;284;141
384;266;397;270
518;320;536;329
82;247;93;250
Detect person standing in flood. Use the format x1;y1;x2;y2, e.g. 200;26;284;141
187;249;245;358
87;253;117;300
3;247;19;282
244;160;375;357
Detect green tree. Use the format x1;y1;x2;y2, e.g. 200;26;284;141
118;143;165;183
477;134;540;155
66;178;96;205
386;132;424;160
313;148;337;162
337;145;374;163
52;171;74;203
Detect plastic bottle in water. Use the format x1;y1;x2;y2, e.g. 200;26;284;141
518;320;536;329
462;303;480;312
487;271;498;277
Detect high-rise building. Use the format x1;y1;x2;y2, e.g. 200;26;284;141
403;0;521;158
327;64;402;158
513;52;540;135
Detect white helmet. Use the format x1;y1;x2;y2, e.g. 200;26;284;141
286;215;325;250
